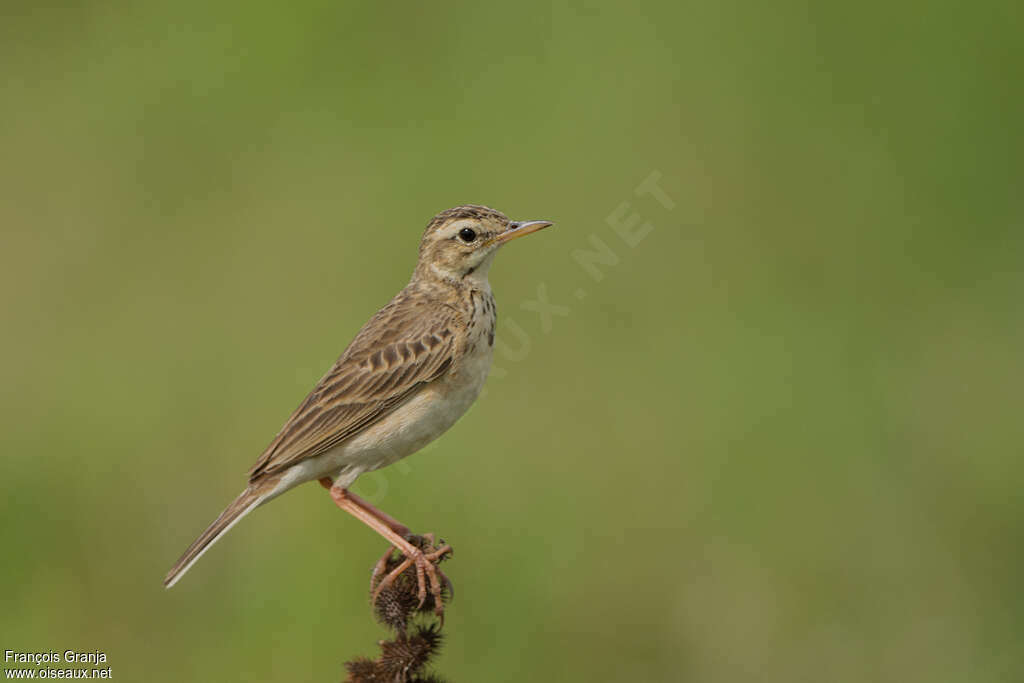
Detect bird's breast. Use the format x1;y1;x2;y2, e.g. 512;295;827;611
315;288;497;483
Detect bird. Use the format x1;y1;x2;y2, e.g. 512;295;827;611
163;205;553;613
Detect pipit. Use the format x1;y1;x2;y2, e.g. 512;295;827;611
164;205;552;614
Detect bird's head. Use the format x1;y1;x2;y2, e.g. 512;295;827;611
415;205;552;283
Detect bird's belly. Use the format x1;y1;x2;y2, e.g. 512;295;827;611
322;343;493;482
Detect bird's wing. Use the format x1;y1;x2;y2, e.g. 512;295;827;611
247;296;459;480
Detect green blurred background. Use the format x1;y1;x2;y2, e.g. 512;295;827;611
2;1;1022;681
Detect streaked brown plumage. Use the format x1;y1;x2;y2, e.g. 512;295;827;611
248;298;459;480
164;205;552;613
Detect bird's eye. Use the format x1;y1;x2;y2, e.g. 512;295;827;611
458;227;477;243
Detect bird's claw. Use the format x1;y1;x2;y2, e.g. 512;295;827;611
370;535;452;617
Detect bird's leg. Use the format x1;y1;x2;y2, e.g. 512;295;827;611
322;480;451;615
318;478;411;585
319;479;405;588
318;478;409;535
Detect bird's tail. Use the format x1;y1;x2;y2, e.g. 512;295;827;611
163;486;265;588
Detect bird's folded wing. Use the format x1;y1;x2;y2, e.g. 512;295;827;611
247;304;458;480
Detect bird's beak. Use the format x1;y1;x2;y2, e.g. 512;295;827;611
493;219;554;245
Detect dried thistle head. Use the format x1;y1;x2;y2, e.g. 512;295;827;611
377;625;444;679
345;540;453;683
343;657;383;683
342;625;445;683
373;578;421;632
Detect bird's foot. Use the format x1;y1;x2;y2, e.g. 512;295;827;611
370;534;453;618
